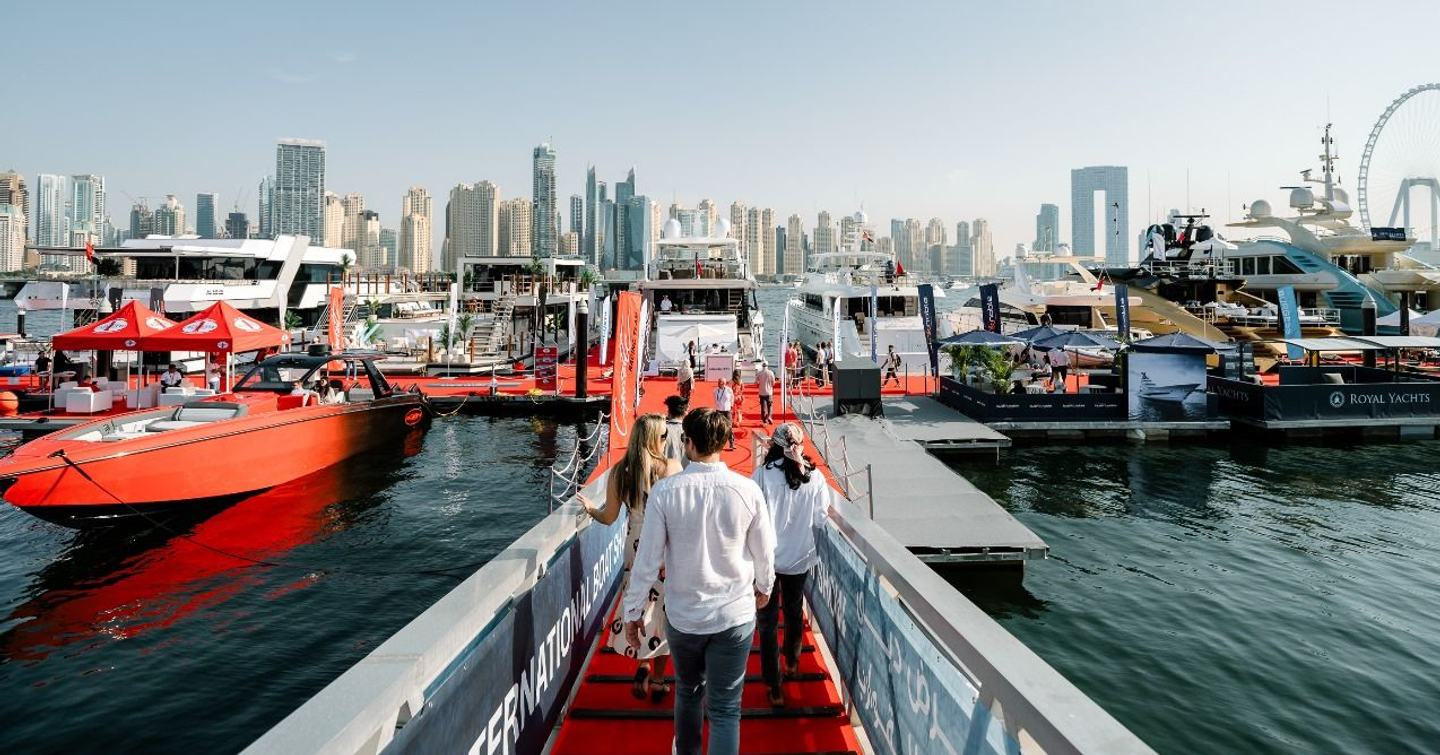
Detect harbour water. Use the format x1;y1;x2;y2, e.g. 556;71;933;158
948;443;1440;754
0;415;593;753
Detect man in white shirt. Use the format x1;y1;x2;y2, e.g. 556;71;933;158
660;294;673;313
754;361;775;425
712;379;735;450
624;409;776;755
1049;347;1071;391
159;363;185;390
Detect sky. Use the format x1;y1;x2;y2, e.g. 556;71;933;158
8;0;1440;260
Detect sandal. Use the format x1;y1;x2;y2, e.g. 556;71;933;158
767;686;785;708
631;666;650;700
649;680;671;703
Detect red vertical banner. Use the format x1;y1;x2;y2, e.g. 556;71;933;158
536;345;559;390
327;286;344;352
609;291;643;441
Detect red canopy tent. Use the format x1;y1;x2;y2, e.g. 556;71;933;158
141;301;289;354
141;301;291;391
51;300;176;351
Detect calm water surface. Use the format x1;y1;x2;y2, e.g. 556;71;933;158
950;442;1440;754
0;415;595;753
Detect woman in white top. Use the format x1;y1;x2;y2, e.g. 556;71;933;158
751;422;832;707
580;413;682;701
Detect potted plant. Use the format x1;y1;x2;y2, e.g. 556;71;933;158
942;343;976;381
981;346;1018;394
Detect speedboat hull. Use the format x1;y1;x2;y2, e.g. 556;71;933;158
0;394;429;527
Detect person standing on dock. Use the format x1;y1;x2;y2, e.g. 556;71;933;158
1049;347;1071;391
663;395;688;467
686;340;697;370
677;358;694;400
755;361;775;425
623;408;776;755
753;423;831;707
581;414;682;702
883;345;901;388
713;379;736;450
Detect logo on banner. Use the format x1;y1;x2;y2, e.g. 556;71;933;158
124;338;137;348
146;317;173;330
182;319;218;335
95;319;128;334
233;317;262;333
918;283;939;375
978;283;1001;333
1329;391;1345;408
217;340;230;349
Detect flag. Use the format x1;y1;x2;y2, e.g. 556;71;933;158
896;261;906;277
85;240;95;265
1091;271;1106;292
918;284;939;376
862;229;874;243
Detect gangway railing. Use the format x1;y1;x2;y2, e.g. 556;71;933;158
549;412;608;511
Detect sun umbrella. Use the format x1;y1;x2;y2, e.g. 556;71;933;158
1009;324;1066;343
1129;332;1223;352
939;329;1026;346
1032;331;1122;351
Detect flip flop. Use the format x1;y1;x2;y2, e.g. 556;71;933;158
649;680;671;703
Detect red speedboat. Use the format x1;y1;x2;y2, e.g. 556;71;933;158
0;350;430;526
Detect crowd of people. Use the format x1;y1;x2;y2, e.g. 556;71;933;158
581;395;833;755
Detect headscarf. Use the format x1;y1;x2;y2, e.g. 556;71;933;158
769;422;807;466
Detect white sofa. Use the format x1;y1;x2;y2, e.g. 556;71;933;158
65;390;115;414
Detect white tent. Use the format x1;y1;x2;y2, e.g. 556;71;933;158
654;314;738;366
1377;308;1425;328
1409;309;1440;338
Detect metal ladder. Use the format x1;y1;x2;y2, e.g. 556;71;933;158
482;295;515;354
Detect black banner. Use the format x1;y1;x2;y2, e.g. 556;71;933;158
918;283;939;376
937;376;1125;421
979;283;1000;333
1372;227;1407;242
1113;283;1130;341
1210;369;1440;422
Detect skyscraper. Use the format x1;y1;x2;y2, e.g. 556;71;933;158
600;196;615;268
840;213;858;254
400;186;433;273
380;228;398;267
746;206;764;273
0;171;27;245
153;194;186;236
196;192;217;237
476;181;500;258
925;218;947;273
971;218;994;277
129;200;153;241
760;208;775;276
340;192;366;253
1071;166;1129;264
226;211;249;240
272;138;326;239
1034;203;1060;252
69;175;106;246
614;168;635;269
953;221;973;277
499;198;532;257
814;211;835;256
625;195;653;271
531;142;558;257
322;192;344;247
785;214;804;274
34;174;70;248
257;176;274;239
730;202;748;258
0;204;25;272
560;232;580;256
569;194;583;239
356;210;383;268
696;199;716;237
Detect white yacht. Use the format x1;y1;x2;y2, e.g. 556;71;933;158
637;217;764;372
946;247;1144;334
16;235;348;326
790;247;939;372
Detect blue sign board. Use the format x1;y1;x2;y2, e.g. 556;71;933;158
918;283;939;376
1277;285;1302;360
1114;283;1130;342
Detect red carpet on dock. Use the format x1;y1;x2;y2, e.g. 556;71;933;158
552;375;860;755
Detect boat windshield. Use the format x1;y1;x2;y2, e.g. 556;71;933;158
234;354;389;398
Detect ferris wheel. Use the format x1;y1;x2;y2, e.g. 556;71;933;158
1356;83;1440;247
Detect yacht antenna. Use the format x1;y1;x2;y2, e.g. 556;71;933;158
1319;123;1337;200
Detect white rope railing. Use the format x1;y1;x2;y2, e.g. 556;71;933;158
548;412;609;510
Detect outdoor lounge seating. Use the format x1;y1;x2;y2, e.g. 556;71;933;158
65;390;114;414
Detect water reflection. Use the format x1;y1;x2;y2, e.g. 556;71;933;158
1;433;421;661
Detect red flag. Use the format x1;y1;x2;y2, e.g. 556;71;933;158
862;229;874;243
1092;272;1106;292
85;240;95;264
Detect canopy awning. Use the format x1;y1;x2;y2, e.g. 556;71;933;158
939;329;1025;346
1129;332;1225;353
1347;335;1440;349
51;300;176;351
1277;337;1386;353
141;300;289;353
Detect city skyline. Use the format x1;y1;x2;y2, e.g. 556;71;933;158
7;1;1438;262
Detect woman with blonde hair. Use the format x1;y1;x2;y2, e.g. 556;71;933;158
581;413;682;701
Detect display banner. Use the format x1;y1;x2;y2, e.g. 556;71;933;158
779;301;791;410
869;283;879;363
1114;284;1131;342
566;296;576;356
918;283;939;376
807;523;1017;755
832;298;842;357
535;345;559;391
599;296;611;366
1277;285;1302;360
978;283;1001;333
609;291;643;440
384;512;627;755
327;286;344;353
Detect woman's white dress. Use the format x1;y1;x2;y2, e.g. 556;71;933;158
607;498;668;659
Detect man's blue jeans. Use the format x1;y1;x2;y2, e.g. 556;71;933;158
666;618;755;755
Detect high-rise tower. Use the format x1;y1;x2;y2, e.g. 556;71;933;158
1071;166;1129;264
531;142;558;256
272;138;326;239
400;186;433;273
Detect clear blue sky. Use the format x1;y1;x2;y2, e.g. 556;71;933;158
10;0;1440;258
